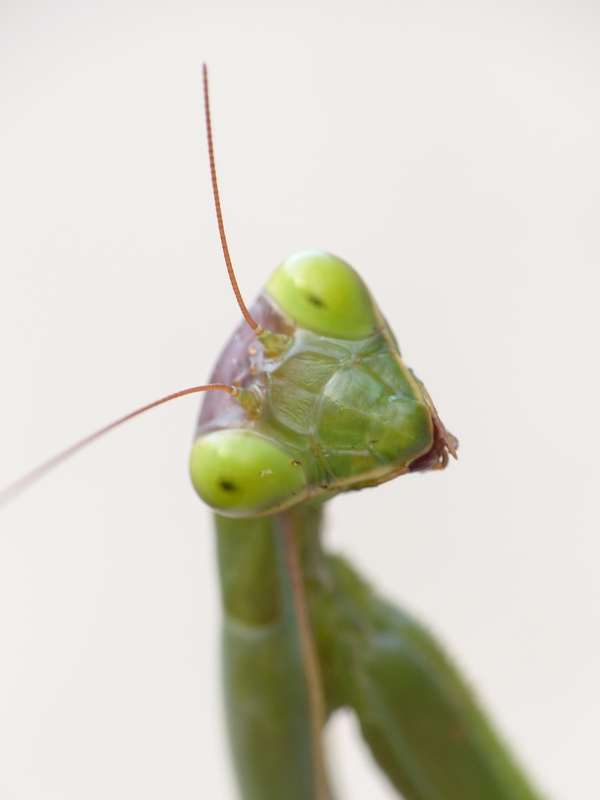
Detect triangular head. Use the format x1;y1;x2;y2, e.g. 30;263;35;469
190;251;457;518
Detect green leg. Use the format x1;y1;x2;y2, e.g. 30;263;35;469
301;531;546;800
216;504;545;800
215;511;332;800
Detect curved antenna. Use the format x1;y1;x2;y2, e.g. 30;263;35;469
0;383;237;509
1;67;272;510
202;64;264;336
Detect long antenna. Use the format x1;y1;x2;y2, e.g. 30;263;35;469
0;383;237;508
202;64;263;335
0;65;267;509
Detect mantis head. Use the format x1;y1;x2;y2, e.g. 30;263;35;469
190;251;457;518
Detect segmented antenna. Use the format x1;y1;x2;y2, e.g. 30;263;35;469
0;383;238;508
0;65;275;509
202;64;264;336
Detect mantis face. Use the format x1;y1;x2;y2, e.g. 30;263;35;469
190;251;457;517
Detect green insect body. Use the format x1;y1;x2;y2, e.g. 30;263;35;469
190;252;543;799
217;508;543;800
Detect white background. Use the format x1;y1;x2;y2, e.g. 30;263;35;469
0;2;599;798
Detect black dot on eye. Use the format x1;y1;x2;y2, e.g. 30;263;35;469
307;293;326;309
219;479;238;493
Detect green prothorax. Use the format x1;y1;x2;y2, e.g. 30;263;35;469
190;251;455;517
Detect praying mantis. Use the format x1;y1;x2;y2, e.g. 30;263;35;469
3;5;600;794
0;65;551;800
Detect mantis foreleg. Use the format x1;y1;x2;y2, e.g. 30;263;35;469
217;504;546;800
215;511;334;800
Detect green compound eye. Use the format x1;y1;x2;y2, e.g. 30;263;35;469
189;429;307;517
266;251;381;340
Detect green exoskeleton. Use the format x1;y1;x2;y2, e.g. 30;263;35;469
186;68;545;800
188;247;543;800
0;67;546;800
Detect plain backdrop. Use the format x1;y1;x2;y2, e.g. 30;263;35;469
0;2;599;799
